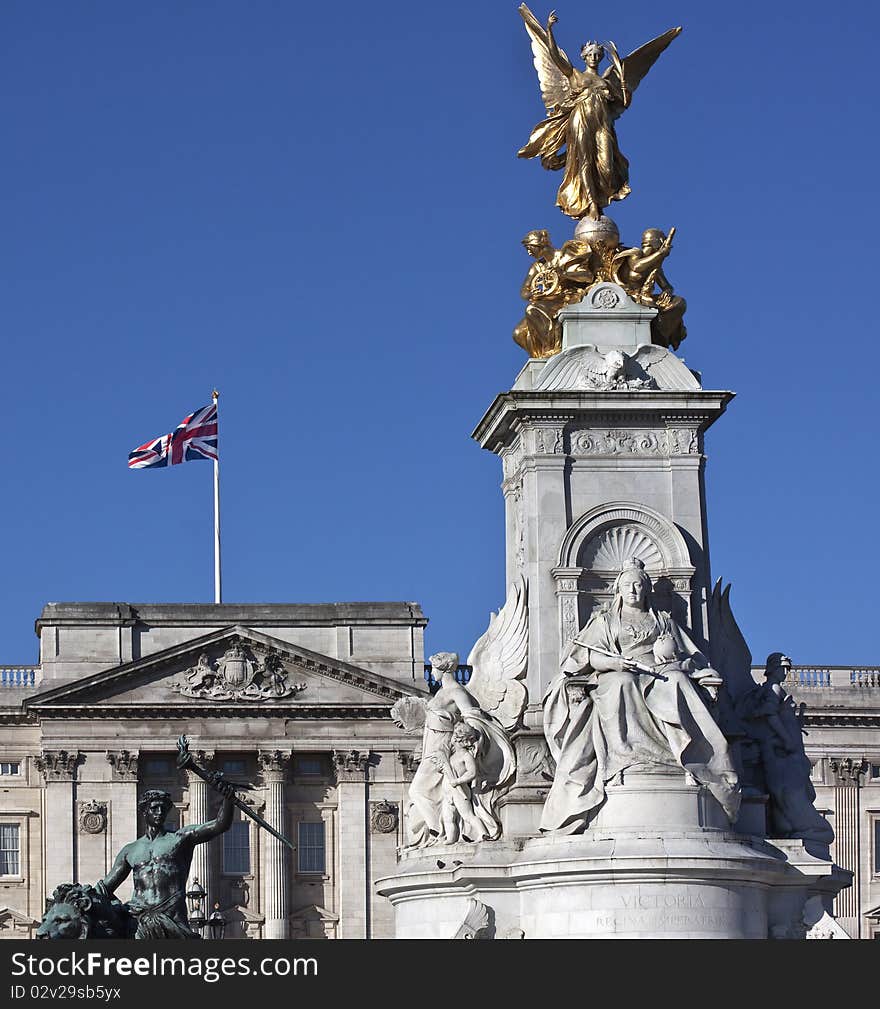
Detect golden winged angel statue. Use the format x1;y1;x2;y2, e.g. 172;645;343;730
517;5;681;221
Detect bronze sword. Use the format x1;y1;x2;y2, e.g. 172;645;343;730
176;735;295;852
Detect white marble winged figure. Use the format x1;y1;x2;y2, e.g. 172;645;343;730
392;578;529;847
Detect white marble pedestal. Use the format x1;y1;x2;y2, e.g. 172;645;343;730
376;770;850;939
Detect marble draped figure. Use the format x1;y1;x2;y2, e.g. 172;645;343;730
541;559;740;832
392;580;529;847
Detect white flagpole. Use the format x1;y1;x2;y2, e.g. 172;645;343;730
212;389;222;604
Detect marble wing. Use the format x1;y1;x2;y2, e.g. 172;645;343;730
603;27;682;116
465;577;529;732
535;344;610;391
631;345;701;390
707;579;755;700
519;4;573;112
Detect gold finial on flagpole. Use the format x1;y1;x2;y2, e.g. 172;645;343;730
212;388;219;401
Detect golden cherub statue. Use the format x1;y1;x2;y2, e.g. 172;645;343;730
517;5;681;221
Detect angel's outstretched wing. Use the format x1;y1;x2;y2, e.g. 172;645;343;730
465;577;529;731
519;4;572;113
603;26;682;115
390;696;428;736
707;579;755;701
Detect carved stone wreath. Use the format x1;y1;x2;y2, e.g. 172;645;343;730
79;799;107;835
370;801;399;835
591;286;620;309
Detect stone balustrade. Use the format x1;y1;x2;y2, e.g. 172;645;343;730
0;665;41;688
750;665;880;690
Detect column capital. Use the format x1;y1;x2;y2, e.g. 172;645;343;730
105;749;139;781
258;750;291;781
396;750;419;782
830;757;867;786
35;750;81;780
333;749;371;783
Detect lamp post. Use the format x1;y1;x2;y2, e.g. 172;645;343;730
186;878;206;935
207;902;227;940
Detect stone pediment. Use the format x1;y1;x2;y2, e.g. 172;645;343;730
25;626;425;717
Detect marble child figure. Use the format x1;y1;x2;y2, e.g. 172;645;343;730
541;558;740;832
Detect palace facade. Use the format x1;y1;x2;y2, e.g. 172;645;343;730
0;600;878;938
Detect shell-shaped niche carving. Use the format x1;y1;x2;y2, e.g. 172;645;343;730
579;524;663;572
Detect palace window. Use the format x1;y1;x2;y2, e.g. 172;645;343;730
0;825;20;875
297;821;326;874
223;820;250;875
222;759;247;777
294;757;325;777
0;762;20;776
144;758;172;776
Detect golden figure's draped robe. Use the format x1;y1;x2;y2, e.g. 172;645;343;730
518;71;631;221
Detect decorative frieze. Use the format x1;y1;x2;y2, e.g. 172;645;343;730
370;801;399;834
78;799;108;835
667;427;700;455
571;429;664;456
35;750;80;780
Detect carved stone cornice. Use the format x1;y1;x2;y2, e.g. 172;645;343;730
332;749;370;783
829;757;868;786
106;750;139;781
35;750;80;780
258;750;291;782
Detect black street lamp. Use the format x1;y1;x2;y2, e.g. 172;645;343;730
186;878;206;934
206;902;227;940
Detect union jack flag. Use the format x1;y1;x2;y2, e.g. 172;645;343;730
128;403;218;469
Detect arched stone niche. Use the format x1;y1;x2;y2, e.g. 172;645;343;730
551;502;696;651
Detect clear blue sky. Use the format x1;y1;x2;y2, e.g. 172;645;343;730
2;0;877;667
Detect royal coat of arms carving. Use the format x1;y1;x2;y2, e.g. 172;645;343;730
171;642;306;701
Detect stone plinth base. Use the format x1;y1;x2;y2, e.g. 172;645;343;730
378;773;849;939
376;829;848;939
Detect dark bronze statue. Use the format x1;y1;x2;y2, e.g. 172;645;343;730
37;736;293;939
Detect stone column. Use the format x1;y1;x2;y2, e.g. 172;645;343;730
258;750;291;939
184;750;214;918
105;750;139;902
35;751;80;895
830;757;867;938
333;749;371;939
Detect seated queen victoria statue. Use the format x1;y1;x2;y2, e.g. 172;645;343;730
541;558;740;833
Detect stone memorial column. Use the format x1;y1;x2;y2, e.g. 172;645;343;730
35;751;80;895
333;749;371;939
258;750;291;939
185;750;214;916
830;757;867;938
